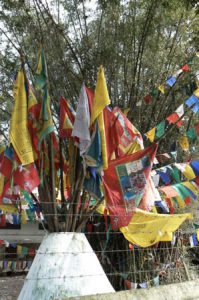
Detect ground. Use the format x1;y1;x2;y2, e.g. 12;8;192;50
0;275;25;300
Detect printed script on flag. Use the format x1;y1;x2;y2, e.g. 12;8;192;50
102;144;158;229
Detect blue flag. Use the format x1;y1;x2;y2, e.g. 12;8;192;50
166;76;176;87
190;160;199;176
185;94;198;107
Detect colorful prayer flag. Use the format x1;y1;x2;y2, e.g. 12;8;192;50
91;66;110;169
155;121;165;138
166;76;176;87
158;85;165;94
102;144;158;229
35;48;54;147
59;97;75;138
10;70;35;165
90;66;110;125
179;135;189;151
145;127;156;142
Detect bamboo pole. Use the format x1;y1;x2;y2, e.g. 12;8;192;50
48;135;59;232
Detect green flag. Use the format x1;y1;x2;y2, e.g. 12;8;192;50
155;121;165;138
187;128;197;140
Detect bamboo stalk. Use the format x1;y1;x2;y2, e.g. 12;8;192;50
48;135;59;232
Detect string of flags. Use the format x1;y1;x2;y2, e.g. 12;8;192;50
143;52;198;104
0;239;36;256
0;260;32;273
151;159;199;187
144;81;199;145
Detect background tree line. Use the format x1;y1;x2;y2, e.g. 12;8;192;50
0;0;199;152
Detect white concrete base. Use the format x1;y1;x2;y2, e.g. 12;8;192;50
18;232;115;299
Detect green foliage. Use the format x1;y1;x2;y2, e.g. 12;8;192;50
0;0;198;151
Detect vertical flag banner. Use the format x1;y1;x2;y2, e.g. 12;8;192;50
59;97;76;138
103;144;158;229
10;70;35;165
35;48;54;147
90;66;110;169
72;84;91;155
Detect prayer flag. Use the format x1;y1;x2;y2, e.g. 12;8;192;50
194;88;199;98
120;208;192;247
72;84;91;154
179;135;189;151
85;124;102;168
91;66;110;169
185;94;198;107
59;97;75;138
192;102;199;113
190;233;198;247
187;128;197;140
166;113;183;127
10;70;35;165
156;168;171;185
190;160;199;176
144;94;152;104
35;48;54;147
166;76;176;87
13;163;40;193
155;121;165;138
103;107;124;161
181;64;189;72
90;65;110;124
112;107;143;157
102;144;158;229
194;123;199;135
145;127;156;142
158;85;165;94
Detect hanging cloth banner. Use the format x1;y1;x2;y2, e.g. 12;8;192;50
120;208;192;247
103;144;158;229
10;70;35;165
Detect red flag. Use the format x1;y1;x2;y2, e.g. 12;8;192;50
166;113;183;127
181;64;189;72
59;97;76;138
13;163;40;193
102;144;158;229
103;108;124;161
85;87;94;115
194;123;199;135
144;94;152;104
112;107;143;157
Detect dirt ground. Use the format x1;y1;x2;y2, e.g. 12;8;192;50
0;275;25;300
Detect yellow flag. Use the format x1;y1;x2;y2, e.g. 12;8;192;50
98;112;108;169
120;208;192;247
179;135;189;151
90;66;110;125
175;196;186;208
145;127;156;142
183;165;196;180
158;84;165;94
17;245;22;254
197;229;199;242
194;87;199;98
0;174;4;196
182;181;198;194
10;70;34;165
0;204;18;213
